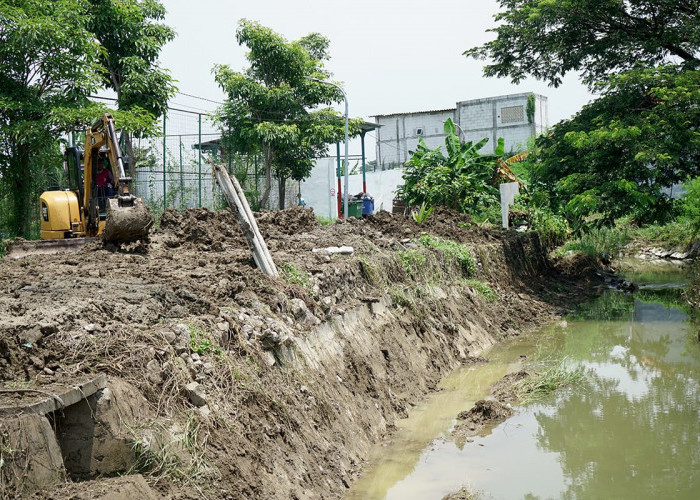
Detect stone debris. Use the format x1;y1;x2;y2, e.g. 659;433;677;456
311;246;354;255
185;381;207;407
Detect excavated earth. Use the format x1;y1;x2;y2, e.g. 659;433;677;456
0;207;599;499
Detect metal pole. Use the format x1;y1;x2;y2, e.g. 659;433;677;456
361;130;367;193
335;142;342;218
162;113;167;212
198;113;202;207
306;77;349;219
179;135;183;208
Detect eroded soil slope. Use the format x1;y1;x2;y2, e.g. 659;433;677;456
0;207;596;499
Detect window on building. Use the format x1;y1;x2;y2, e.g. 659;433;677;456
500;105;524;124
415;128;423;136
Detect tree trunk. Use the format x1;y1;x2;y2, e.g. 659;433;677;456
11;143;32;238
278;176;286;210
259;145;273;209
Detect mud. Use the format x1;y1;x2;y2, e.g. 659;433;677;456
0;207;597;498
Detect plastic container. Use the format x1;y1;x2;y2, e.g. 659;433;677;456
362;197;374;216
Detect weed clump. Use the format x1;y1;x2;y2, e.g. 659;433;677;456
514;361;585;404
462;279;497;302
419;234;476;277
281;262;310;288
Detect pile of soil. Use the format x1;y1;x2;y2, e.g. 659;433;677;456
0;206;598;499
451;399;514;441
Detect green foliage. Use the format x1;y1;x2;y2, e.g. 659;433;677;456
315;216;334;226
465;0;700;89
395;118;498;215
411;202;433;224
463;279;497;302
213;20;363;209
0;0;104;238
681;177;700;237
530;208;568;249
87;0;175;119
526;93;535;124
532;66;700;228
515;362;585;405
558;225;631;260
419;234;476;277
397;250;427;279
281;262;310;288
189;327;222;356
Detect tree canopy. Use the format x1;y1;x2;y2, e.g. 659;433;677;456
213;20;362;209
0;0;174;238
532;65;700;226
465;0;700;88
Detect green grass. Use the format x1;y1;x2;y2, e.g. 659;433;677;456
315;216;334;226
515;361;585;404
419;234;476;277
556;226;631;259
397;249;427;279
189;326;222;356
633;220;695;249
280;262;311;288
462;279;497;302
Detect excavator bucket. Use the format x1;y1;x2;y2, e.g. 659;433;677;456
102;198;154;243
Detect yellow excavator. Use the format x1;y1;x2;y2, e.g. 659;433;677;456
6;114;153;258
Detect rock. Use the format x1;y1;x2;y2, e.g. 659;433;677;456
191;352;200;362
29;355;44;369
172;323;189;337
43;367;55;376
261;351;276;367
19;326;43;346
146;359;162;384
185;382;207;407
83;323;99;333
203;362;214;374
671;251;690;260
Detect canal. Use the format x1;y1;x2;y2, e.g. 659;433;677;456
348;260;699;499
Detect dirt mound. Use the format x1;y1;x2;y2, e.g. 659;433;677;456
158;207;243;249
490;369;533;404
256;206;319;236
365;207;492;244
451;399;513;441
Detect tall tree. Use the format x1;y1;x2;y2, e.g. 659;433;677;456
86;0;176;172
532;65;700;227
0;0;103;238
465;0;700;88
214;20;361;209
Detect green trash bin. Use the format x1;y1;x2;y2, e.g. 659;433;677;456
341;200;363;218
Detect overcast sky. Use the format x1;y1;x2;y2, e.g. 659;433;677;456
160;0;594;154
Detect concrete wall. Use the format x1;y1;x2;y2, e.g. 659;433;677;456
374;93;548;164
301;157;405;219
374;109;455;169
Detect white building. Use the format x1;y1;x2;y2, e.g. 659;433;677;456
374;93;548;168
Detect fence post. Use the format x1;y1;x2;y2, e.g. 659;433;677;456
162;113;167;212
179;135;183;209
198;113;202;207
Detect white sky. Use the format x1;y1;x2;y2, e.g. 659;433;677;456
159;0;594;156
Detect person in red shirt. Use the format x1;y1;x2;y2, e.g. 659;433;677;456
95;158;114;212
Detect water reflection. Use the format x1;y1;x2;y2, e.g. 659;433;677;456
347;266;700;499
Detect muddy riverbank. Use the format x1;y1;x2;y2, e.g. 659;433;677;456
0;207;598;498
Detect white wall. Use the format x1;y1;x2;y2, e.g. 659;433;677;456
301;158;405;218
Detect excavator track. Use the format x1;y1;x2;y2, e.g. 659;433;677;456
4;238;98;259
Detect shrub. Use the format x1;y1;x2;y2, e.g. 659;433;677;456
530;208;568;248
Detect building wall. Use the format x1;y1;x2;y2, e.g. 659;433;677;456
374;109;455;169
374;93;548;165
